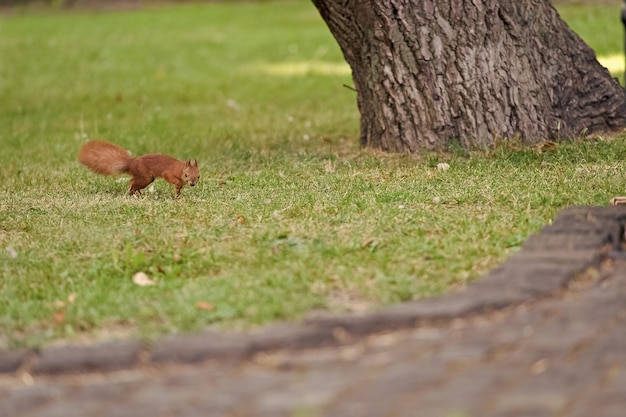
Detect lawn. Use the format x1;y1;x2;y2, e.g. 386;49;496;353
1;1;625;348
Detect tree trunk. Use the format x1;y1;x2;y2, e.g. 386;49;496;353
311;0;626;152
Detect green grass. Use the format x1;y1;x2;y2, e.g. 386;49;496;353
1;1;626;348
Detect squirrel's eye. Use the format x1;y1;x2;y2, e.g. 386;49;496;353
184;173;188;178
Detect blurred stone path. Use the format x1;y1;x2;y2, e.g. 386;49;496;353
1;206;626;417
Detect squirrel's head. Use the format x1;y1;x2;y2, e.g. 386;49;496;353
183;159;200;187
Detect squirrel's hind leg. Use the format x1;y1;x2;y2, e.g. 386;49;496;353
128;177;153;195
127;179;141;195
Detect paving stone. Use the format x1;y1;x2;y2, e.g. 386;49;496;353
0;385;67;416
249;322;336;351
482;261;579;296
25;398;108;417
150;331;249;364
484;408;554;417
520;319;604;356
251;362;370;416
491;367;596;415
0;349;31;374
322;359;448;417
68;378;137;403
31;341;142;374
396;364;524;417
569;389;626;417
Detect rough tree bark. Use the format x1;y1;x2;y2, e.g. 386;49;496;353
311;0;626;152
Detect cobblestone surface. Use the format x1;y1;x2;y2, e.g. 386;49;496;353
1;206;626;417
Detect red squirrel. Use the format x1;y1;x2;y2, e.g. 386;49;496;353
78;140;199;197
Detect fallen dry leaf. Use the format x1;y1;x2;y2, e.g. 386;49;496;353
53;310;65;324
530;358;548;375
132;272;156;287
361;237;377;248
67;293;78;303
196;301;215;312
537;140;557;153
6;247;18;259
610;196;626;206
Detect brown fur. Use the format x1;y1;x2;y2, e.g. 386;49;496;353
78;140;199;197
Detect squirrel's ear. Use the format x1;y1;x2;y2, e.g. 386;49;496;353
185;159;191;167
193;159;198;166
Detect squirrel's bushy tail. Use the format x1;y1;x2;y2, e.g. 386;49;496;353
78;140;131;176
